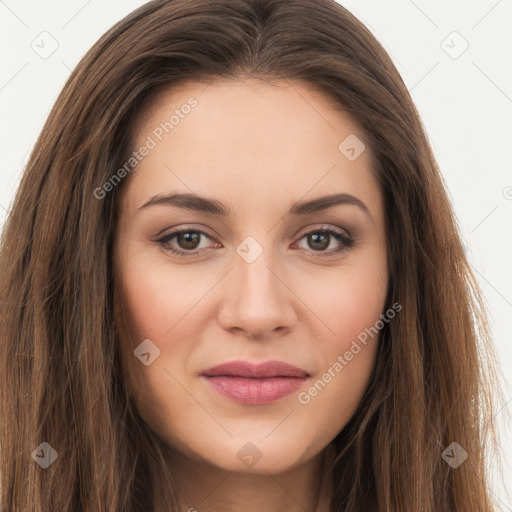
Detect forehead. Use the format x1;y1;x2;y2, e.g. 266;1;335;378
122;77;381;217
133;77;366;153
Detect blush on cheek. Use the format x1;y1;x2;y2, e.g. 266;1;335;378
119;271;179;344
123;257;221;340
310;281;387;353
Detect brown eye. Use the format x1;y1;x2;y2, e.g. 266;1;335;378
296;227;354;257
306;232;330;250
175;231;201;250
156;228;217;256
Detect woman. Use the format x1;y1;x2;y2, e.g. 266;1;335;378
0;0;502;510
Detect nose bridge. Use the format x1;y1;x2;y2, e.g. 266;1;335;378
234;234;283;303
217;233;295;336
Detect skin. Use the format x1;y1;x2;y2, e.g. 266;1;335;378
113;77;388;512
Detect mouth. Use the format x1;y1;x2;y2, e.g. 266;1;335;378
200;360;310;405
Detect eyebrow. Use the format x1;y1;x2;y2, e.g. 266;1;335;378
137;192;371;218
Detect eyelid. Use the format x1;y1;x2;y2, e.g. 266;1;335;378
154;223;216;239
295;223;352;240
155;223;352;242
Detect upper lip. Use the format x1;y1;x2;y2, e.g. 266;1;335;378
201;360;309;379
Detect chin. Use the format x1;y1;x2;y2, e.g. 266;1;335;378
177;434;320;475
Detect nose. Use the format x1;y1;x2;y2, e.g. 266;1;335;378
217;245;297;339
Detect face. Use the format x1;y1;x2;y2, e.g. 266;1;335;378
113;77;388;476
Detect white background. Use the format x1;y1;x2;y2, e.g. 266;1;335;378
0;0;511;508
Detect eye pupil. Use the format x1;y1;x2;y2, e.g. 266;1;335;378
308;232;329;250
178;232;200;249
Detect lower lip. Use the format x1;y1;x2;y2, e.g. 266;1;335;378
202;376;307;405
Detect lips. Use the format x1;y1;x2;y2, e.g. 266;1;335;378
201;360;309;405
201;360;309;378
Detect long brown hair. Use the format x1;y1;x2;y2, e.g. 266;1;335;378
0;0;502;510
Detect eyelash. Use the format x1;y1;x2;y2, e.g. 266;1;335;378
154;224;355;259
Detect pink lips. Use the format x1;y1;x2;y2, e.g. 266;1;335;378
201;360;309;405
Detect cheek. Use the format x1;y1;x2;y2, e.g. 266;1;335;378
116;254;218;409
301;248;388;353
293;274;386;445
118;256;210;342
116;257;208;449
294;250;387;410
